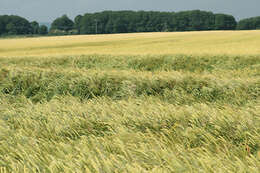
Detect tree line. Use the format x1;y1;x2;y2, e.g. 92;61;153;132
74;10;237;34
0;15;48;36
237;16;260;30
0;10;259;36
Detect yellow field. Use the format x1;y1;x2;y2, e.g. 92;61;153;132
0;31;260;172
1;30;260;57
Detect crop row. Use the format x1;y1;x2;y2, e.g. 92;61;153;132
0;95;259;172
1;69;259;105
1;54;260;72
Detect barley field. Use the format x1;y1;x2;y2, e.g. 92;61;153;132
0;31;260;173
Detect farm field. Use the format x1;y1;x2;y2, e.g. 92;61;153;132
0;31;260;172
1;30;260;57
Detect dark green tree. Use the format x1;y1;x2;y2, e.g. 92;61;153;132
50;15;74;31
39;25;48;35
215;14;237;30
237;16;260;30
74;15;83;33
1;15;32;35
30;21;40;34
0;19;4;35
0;11;242;36
6;23;17;34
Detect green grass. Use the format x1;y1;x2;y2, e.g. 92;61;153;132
0;67;259;105
2;54;260;72
0;33;260;172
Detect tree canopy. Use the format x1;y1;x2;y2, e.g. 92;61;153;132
39;25;48;35
0;15;32;35
50;15;74;31
75;10;237;35
30;21;40;34
214;14;237;30
0;15;48;36
237;16;260;30
1;10;260;37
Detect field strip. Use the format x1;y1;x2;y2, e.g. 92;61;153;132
1;31;260;57
1;31;260;172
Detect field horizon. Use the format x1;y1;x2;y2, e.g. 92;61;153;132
1;30;260;57
0;31;259;172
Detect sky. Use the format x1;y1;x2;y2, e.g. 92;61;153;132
0;0;259;22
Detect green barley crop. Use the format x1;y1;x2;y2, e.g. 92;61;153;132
0;31;259;172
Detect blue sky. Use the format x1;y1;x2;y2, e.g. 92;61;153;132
0;0;259;22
